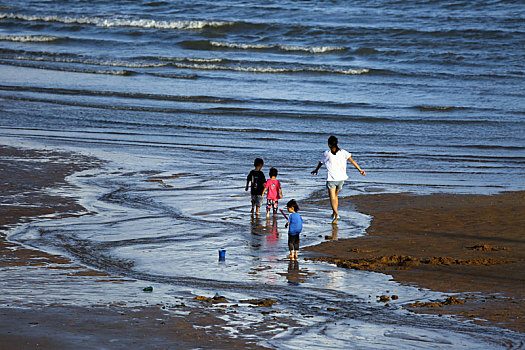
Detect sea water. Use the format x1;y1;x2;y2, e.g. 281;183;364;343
0;0;524;348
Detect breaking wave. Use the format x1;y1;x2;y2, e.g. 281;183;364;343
209;41;347;54
169;62;369;75
0;60;134;76
0;12;234;30
3;54;169;68
0;51;370;76
0;34;61;42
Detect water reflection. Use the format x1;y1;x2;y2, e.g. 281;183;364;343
248;215;264;252
250;214;282;253
325;222;338;241
265;216;280;251
286;259;301;285
250;214;264;235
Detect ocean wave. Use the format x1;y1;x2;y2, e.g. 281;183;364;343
0;12;234;30
0;60;134;76
0;85;240;104
149;73;199;80
352;47;381;55
208;41;346;54
415;105;458;112
1;51;370;76
159;56;226;64
1;54;168;68
143;1;170;6
0;92;517;127
9;47;492;80
450;144;525;151
0;95;396;128
0;34;61;42
169;61;369;75
0;84;383;111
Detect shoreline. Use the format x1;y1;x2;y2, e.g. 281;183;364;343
304;191;524;333
1;143;523;348
0;145;270;349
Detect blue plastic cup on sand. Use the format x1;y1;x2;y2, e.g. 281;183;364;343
218;249;226;261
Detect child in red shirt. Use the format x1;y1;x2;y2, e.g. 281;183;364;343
262;167;283;218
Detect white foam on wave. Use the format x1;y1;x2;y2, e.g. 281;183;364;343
210;41;346;54
172;62;369;75
8;55;168;69
165;57;225;64
0;34;60;42
4;49;368;76
0;12;234;30
1;57;134;75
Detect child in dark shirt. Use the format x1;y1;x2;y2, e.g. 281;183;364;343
245;158;266;215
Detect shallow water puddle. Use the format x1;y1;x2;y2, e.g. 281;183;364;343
4;151;524;349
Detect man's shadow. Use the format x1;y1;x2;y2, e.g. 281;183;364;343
325;222;338;240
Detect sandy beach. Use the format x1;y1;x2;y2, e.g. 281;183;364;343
1;144;524;348
0;145;271;349
305;191;525;333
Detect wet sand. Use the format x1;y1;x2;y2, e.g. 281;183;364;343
305;191;525;333
0;145;270;349
2;144;523;347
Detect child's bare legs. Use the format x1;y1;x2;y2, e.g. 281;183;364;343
328;188;340;218
288;234;299;259
266;199;275;218
253;195;262;215
251;196;257;215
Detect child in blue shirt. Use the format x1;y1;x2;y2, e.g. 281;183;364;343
285;199;303;260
